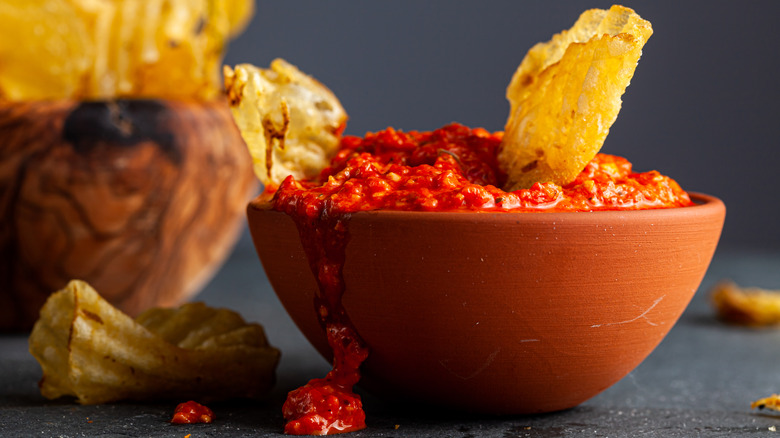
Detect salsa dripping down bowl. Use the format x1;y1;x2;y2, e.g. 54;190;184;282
248;193;724;414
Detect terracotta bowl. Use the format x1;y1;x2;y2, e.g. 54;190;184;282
248;194;725;414
0;99;257;330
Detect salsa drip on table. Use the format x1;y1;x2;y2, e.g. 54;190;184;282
268;123;692;435
277;206;368;435
170;400;214;424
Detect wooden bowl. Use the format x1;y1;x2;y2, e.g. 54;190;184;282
0;99;257;331
248;194;725;414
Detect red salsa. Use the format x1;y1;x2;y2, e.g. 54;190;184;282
170;400;214;424
271;123;692;214
270;123;692;435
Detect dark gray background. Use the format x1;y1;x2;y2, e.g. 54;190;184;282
224;1;780;251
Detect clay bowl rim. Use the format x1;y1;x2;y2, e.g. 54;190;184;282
248;192;724;222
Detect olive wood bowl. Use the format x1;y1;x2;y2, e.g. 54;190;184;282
0;99;257;330
248;193;724;414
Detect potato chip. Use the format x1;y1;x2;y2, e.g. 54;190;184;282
752;394;780;412
136;303;256;350
29;280;280;404
711;281;780;327
224;59;348;187
225;0;255;37
0;0;92;100
0;0;253;101
500;5;652;190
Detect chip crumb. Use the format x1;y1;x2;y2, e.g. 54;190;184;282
394;424;400;430
751;394;780;412
711;281;780;326
184;434;192;438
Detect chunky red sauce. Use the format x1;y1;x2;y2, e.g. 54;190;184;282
276;177;368;435
271;123;692;214
170;401;214;424
270;123;692;435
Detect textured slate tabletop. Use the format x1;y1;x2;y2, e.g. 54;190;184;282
3;231;780;437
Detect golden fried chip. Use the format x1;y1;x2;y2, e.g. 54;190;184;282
711;281;780;327
224;59;348;187
0;0;253;101
752;394;780;412
499;5;653;190
29;280;280;404
225;0;255;37
0;0;92;100
136;303;253;350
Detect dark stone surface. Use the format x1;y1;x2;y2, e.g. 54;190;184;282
3;230;780;437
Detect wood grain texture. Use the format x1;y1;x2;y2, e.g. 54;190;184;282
0;99;257;330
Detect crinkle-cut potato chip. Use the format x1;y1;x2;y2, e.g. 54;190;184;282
500;5;653;190
28;280;280;404
711;281;780;327
752;394;780;412
224;59;348;188
0;0;252;101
